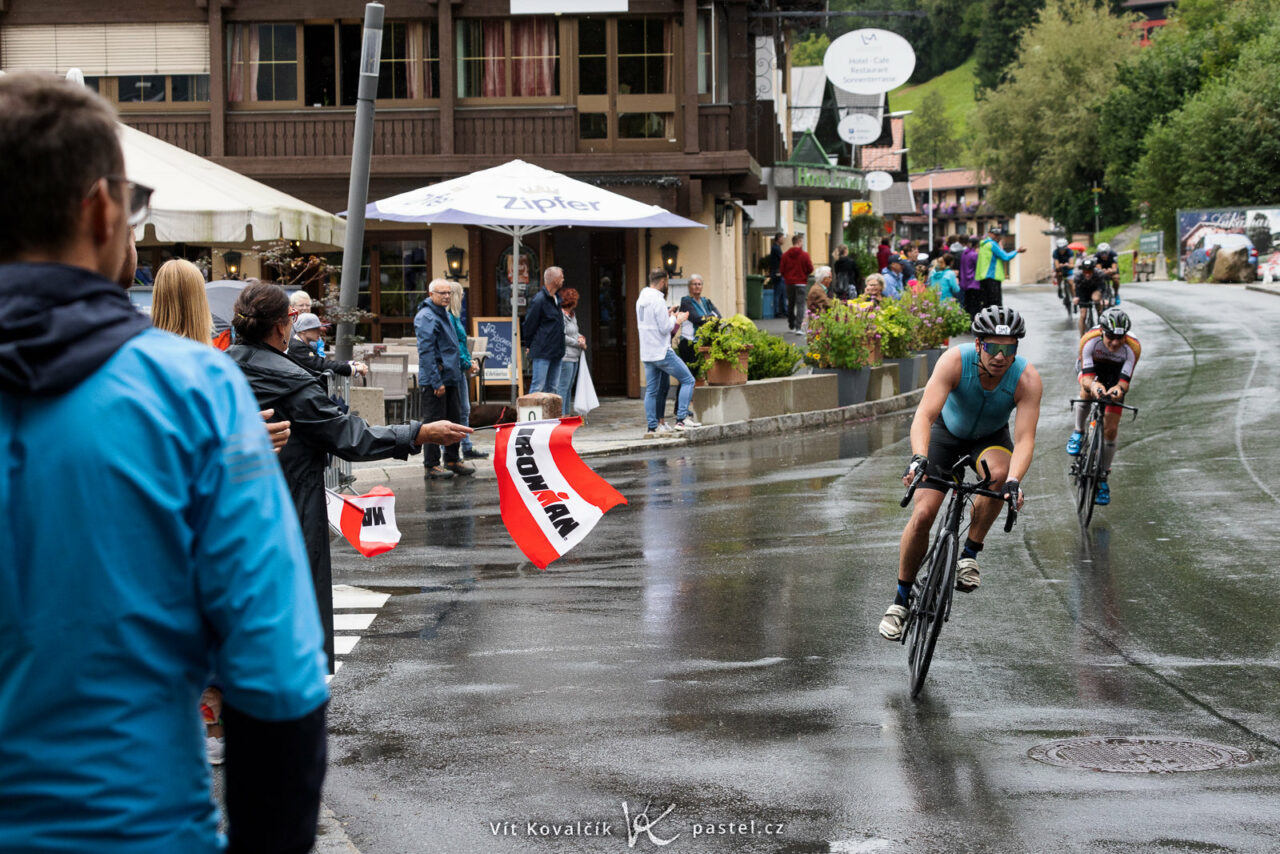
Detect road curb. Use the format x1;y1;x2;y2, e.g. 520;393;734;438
349;389;923;490
314;803;362;853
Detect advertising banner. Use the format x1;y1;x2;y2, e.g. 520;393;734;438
1177;205;1280;279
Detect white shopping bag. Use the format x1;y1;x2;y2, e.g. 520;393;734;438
574;357;600;415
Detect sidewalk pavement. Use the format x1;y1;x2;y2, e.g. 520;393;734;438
350;317;920;491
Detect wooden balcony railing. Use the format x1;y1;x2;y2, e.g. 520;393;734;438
454;107;576;156
122;115;211;157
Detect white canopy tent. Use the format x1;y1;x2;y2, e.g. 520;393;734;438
357;159;704;402
121;124;345;247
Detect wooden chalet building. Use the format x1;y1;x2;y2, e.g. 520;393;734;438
1;0;831;396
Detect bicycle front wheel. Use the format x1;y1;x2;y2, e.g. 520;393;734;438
1078;421;1103;528
908;532;957;699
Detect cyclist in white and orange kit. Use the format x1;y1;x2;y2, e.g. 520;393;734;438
1067;308;1139;506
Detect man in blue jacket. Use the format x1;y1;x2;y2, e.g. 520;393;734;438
521;265;566;393
975;225;1027;309
0;73;328;854
415;278;475;478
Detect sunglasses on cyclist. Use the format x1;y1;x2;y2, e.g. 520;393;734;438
89;175;154;227
979;341;1018;358
1103;332;1126;342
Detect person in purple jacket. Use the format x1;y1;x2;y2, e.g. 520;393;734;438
959;235;982;318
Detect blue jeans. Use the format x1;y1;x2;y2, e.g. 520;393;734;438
772;276;786;318
557;360;580;415
644;350;694;430
456;373;474;452
530;357;561;395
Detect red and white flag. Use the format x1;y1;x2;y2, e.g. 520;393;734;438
495;417;627;569
324;486;401;557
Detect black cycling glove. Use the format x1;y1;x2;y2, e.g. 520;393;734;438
904;454;929;479
1001;478;1022;504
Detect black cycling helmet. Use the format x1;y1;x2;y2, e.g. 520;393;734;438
1081;255;1097;270
1099;308;1131;337
971;305;1026;339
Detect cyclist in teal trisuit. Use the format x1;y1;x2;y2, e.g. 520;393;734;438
879;306;1044;640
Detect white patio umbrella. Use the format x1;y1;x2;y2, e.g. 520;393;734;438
121;124;346;247
355;159;704;402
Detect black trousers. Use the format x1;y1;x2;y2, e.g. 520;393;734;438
979;278;1003;309
962;288;983;318
788;284;807;329
422;384;462;466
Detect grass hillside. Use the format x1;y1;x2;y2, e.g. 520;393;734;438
891;58;978;169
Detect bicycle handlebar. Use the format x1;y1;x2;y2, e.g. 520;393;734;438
899;466;1019;531
1069;396;1139;420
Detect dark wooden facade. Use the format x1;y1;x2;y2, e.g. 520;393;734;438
1;0;796;394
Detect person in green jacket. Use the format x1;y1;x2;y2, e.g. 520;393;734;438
975;226;1027;310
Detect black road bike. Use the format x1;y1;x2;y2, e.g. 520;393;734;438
1055;269;1075;317
1069;397;1139;528
898;458;1018;698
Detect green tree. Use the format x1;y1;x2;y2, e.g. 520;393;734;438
1098;0;1280;200
911;90;962;168
1131;21;1280;245
972;0;1138;223
791;33;830;67
973;0;1044;92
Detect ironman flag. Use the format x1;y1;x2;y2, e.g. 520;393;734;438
325;486;401;557
495;417;627;569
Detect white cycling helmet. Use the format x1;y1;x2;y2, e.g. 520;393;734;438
1098;242;1111;253
1056;237;1068;248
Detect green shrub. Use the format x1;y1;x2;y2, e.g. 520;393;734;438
804;302;879;370
745;328;803;380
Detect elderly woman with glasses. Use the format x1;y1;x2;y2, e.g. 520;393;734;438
227;281;471;672
556;287;587;416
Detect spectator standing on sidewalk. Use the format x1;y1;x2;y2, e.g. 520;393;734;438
447;297;487;459
230;282;471;667
876;237;892;272
960;235;982;317
833;243;863;297
881;255;906;298
976;226;1026;309
636;270;699;437
287;312;368;378
413;278;477;479
780;233;814;333
676;273;721;364
0;73;328;854
557;287;587;416
769;232;786;321
522;266;566;393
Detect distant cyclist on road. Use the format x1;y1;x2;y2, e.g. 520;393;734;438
1073;256;1109;335
879;306;1044;641
1067;308;1139;506
1095;242;1121;304
1052;238;1075;301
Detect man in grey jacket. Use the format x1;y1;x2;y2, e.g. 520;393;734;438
416;278;475;478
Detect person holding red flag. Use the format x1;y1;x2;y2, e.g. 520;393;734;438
227;282;470;672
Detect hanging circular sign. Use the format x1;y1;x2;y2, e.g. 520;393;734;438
865;171;894;192
824;29;917;95
838;113;883;146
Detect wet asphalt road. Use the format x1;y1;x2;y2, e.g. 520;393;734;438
325;282;1280;854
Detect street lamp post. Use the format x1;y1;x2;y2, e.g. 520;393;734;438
335;2;384;363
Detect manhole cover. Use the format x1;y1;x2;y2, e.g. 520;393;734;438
1028;736;1253;773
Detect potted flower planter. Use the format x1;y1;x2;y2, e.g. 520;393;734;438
699;346;750;386
813;367;870;406
884;354;926;392
922;347;946;377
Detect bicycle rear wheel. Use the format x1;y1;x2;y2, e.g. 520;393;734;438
908;532;957;698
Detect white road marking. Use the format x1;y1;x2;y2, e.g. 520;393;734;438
334;613;378;631
329;585;391;681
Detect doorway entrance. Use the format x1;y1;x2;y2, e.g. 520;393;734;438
553;230;627;395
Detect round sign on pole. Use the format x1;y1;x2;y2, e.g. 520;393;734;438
838;113;882;146
865;171;894;192
824;29;916;95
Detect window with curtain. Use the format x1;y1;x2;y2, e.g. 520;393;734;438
457;18;559;98
378;21;438;100
228;23;296;102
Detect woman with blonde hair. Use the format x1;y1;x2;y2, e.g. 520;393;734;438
152;259;213;344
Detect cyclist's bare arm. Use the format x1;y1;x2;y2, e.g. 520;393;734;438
903;348;963;486
1008;364;1043;490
